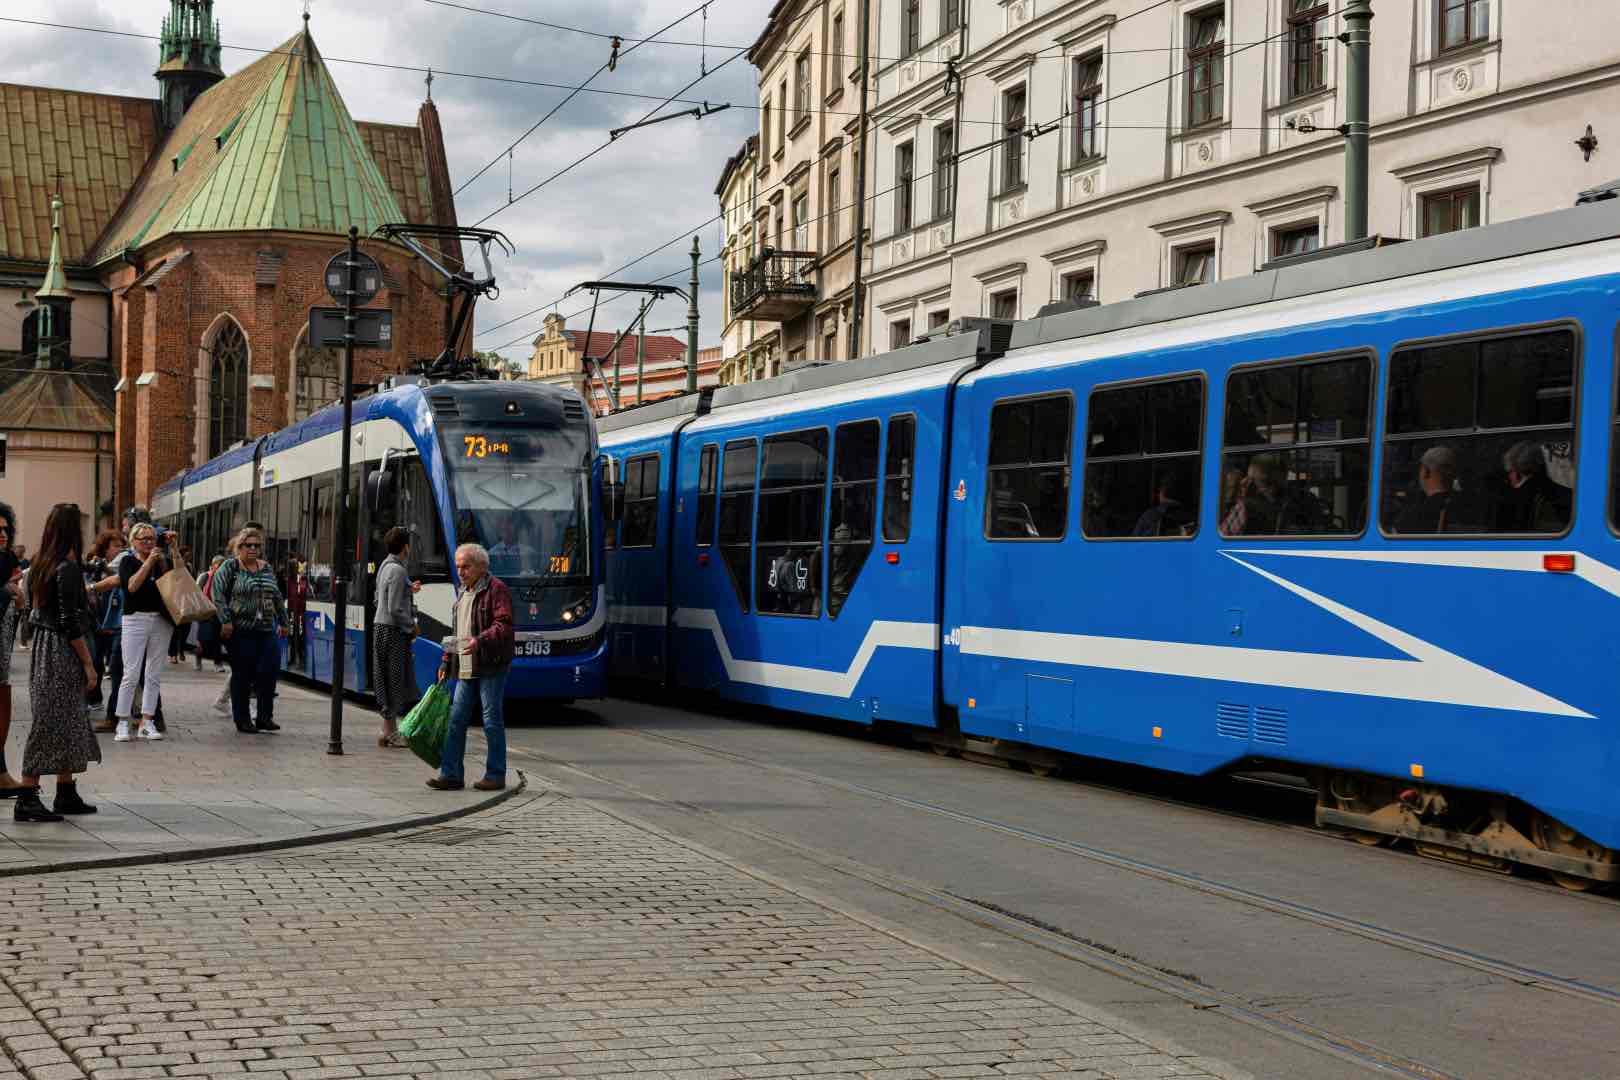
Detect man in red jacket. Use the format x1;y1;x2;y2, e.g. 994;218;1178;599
428;543;514;791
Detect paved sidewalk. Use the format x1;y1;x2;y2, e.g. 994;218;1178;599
0;788;1236;1080
0;651;510;873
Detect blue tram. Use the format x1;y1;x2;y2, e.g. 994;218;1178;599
601;200;1620;887
153;377;608;702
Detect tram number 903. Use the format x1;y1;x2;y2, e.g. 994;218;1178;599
519;639;553;657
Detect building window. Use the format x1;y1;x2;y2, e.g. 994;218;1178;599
1174;244;1215;286
1001;86;1027;191
895;141;915;231
208;319;249;458
756;428;828;617
891;319;912;349
1061;270;1095;303
1221;353;1372;536
903;0;921;55
1186;8;1225;127
830;13;844;83
1421;185;1480;236
991;289;1019;321
293;334;341;423
1272;222;1320;257
1385;327;1574;536
942;0;962;34
620;454;660;548
987;395;1072;540
795;51;812;124
1288;1;1328;97
792;193;810;250
927;309;950;331
827;166;841;244
1072;53;1103;163
822;316;839;362
827;419;880;617
1439;0;1489;51
778;80;788;148
934;123;956;220
883;414;916;542
1083;377;1204;538
762;99;772;157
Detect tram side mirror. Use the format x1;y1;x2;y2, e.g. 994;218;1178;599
365;468;395;514
603;455;625;523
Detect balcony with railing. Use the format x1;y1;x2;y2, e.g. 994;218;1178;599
730;248;818;321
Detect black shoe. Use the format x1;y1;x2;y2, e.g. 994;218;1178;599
255;718;280;732
234;721;259;734
53;782;96;815
153;716;166;733
15;789;64;823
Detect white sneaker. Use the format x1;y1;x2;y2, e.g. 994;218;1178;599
113;720;131;743
212;695;230;714
137;720;163;741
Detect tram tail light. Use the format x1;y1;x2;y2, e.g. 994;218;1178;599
885;551;900;564
698;553;710;566
1543;553;1576;573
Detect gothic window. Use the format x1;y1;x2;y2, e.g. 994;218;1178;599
294;333;342;423
209;319;249;458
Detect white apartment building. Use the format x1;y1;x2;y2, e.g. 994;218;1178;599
863;0;1620;346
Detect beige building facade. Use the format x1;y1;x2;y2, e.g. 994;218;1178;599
862;0;1620;342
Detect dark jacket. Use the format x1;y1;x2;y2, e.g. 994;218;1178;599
441;574;514;678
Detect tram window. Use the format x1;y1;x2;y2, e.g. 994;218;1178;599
1384;327;1576;536
309;480;335;601
986;395;1072;540
828;420;880;618
1083;377;1203;538
620;454;660;548
695;445;717;547
1221;354;1371;537
882;415;915;543
396;461;446;577
757;428;829;617
718;439;757;612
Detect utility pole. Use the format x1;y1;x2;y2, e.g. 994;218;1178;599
849;0;872;361
1344;0;1372;241
328;225;359;756
635;299;648;404
686;236;700;393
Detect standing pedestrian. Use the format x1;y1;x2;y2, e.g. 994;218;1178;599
0;501;30;799
427;543;513;792
14;546;32;651
15;503;101;822
372;527;421;748
287;557;308;670
113;522;173;743
213;526;288;735
84;530;125;715
196;555;226;672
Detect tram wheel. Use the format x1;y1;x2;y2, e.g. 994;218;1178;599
930;742;962;759
1531;813;1616;892
1026;762;1063;778
1327;771;1396;847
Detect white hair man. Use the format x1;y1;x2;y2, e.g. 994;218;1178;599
427;542;515;791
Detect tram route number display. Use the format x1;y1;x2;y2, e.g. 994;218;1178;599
518;639;553;657
463;435;513;458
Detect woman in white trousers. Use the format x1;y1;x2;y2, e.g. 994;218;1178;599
113;523;172;741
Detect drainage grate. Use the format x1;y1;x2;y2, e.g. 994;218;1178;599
396;826;504;846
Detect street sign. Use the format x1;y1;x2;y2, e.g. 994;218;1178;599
309;306;393;350
324;250;382;305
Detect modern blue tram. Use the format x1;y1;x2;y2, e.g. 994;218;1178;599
601;199;1620;888
152;377;608;702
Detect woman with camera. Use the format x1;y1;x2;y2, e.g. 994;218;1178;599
112;522;172;742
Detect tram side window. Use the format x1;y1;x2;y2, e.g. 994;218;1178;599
986;395;1072;540
828;420;880;618
718;439;757;613
1220;354;1371;537
397;460;447;577
1083;377;1203;538
757;428;829;617
883;415;915;542
620;454;660;548
309;481;335;601
1383;328;1576;536
695;445;718;547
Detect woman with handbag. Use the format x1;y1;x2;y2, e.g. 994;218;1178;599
15;503;101;822
113;522;172;743
213;526;288;735
372;527;421;748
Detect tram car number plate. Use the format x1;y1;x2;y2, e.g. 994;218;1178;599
518;639;553;657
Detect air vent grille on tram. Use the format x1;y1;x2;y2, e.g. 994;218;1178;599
429;396;460;417
562;398;587;421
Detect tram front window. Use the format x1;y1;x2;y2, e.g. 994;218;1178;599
441;424;591;619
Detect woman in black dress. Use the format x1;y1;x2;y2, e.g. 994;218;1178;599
15;503;101;823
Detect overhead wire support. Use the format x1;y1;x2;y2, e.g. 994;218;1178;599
610;101;730;140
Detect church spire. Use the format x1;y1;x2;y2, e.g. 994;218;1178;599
33;194;73;370
156;0;225;132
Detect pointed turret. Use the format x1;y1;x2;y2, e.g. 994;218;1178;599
33;194;73;369
156;0;225;131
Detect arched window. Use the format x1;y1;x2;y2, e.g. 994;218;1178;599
20;310;39;356
293;333;341;422
19;304;71;364
208;319;249;457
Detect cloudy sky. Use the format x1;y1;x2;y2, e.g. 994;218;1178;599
4;0;767;365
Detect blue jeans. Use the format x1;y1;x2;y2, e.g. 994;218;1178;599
441;668;509;784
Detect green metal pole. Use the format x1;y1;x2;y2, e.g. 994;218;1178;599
635;299;648;404
1344;0;1373;241
686;236;700;394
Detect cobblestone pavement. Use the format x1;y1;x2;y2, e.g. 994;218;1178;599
0;788;1235;1080
0;657;501;873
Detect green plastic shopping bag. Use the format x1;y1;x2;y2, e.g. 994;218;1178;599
399;679;451;770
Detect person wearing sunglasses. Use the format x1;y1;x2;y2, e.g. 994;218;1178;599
213;526;288;735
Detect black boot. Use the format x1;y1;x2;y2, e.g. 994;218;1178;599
53;781;96;815
15;788;64;823
255;717;280;732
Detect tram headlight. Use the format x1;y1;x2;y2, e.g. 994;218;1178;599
560;592;592;624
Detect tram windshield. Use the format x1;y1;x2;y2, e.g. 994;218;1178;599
439;423;591;589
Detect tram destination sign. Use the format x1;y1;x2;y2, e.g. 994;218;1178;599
309;306;393;350
324;250;382;305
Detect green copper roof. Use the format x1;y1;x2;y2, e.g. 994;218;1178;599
35;194;72;300
95;27;407;261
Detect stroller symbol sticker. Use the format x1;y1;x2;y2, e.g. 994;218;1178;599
953;480;967;501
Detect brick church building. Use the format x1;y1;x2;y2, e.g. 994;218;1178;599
0;1;462;519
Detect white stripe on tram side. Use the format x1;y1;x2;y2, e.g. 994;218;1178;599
672;608;938;697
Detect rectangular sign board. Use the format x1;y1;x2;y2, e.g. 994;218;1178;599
309;307;393;350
